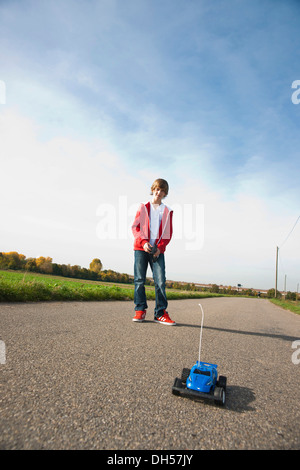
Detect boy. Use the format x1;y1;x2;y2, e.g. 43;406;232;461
131;178;176;325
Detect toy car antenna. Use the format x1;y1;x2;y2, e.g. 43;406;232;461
198;304;204;364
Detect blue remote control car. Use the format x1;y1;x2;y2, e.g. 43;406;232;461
172;304;227;406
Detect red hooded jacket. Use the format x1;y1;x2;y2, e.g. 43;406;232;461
132;202;173;253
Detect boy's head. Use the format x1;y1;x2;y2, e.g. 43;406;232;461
150;178;169;198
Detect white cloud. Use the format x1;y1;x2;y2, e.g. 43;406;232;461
1;104;298;289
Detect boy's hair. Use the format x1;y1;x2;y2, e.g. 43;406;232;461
150;178;169;196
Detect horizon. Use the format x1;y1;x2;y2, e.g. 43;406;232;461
0;249;293;293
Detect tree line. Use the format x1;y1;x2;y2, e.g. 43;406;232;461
1;251;292;298
0;251;132;284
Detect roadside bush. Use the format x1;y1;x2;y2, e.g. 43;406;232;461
286;291;296;301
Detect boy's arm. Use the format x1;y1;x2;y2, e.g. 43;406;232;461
132;203;150;247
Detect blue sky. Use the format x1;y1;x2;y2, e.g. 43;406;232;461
0;0;299;290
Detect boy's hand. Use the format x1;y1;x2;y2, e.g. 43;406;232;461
143;243;160;259
143;242;152;254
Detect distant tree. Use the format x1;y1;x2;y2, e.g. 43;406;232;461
0;252;26;270
211;284;220;293
36;256;53;274
267;288;282;299
52;263;62;276
69;265;81;278
61;264;71;277
25;258;37;272
89;258;103;274
79;267;91;280
244;289;254;297
286;291;296;301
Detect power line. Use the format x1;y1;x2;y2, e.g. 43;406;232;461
275;214;300;296
278;249;286;274
279;215;300;248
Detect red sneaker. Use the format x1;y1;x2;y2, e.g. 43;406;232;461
154;310;176;326
132;310;146;322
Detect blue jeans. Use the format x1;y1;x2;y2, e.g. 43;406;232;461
134;250;168;318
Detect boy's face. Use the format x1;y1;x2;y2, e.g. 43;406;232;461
152;186;166;204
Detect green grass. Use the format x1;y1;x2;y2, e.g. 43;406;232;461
0;270;223;302
269;298;300;316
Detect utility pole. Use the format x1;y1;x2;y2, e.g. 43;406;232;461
284;274;287;298
275;246;279;298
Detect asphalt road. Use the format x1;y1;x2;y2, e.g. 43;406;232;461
1;297;300;450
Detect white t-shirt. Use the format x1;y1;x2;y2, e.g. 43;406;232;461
149;202;165;246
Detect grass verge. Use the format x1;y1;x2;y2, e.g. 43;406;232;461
0;270;223;302
269;298;300;315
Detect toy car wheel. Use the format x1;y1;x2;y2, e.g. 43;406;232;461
181;368;191;383
214;386;226;406
217;375;227;390
172;377;183;396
